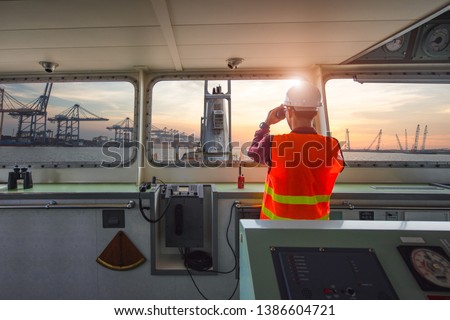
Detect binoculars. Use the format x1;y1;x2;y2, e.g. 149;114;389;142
8;166;33;190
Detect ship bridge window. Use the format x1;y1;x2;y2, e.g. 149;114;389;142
0;78;136;168
149;78;296;167
325;78;450;168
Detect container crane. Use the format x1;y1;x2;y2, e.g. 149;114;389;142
151;125;178;142
107;117;134;143
151;124;197;145
0;83;53;143
48;104;108;144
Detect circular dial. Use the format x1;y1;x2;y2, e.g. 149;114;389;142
384;36;405;52
423;24;450;56
410;248;450;288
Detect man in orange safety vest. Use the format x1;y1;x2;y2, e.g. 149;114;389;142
247;82;344;220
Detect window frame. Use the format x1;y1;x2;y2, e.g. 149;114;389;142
0;75;139;169
323;68;450;169
146;73;317;168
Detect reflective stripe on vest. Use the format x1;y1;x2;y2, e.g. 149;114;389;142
261;183;331;220
261;204;330;220
264;183;330;205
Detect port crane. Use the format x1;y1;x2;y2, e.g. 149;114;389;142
107;117;134;143
396;125;428;152
150;125;198;144
367;129;382;151
405;129;408;151
412;125;421;152
411;124;428;152
151;125;179;142
395;134;404;151
0;83;53;143
48;104;108;144
344;129;351;150
421;125;428;151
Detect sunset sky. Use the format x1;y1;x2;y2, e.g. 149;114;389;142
153;79;450;150
2;79;449;151
326;80;450;150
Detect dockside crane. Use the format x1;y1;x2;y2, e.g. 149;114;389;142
151;124;198;146
404;129;408;151
151;125;178;142
395;134;403;151
0;83;53;143
367;129;382;151
421;125;428;150
412;124;421;152
48;104;108;144
344;128;351;150
107;117;134;143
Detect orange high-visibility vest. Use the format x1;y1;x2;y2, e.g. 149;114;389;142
261;133;344;220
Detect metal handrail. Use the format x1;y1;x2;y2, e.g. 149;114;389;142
235;202;450;211
235;203;261;210
337;201;450;211
0;200;135;210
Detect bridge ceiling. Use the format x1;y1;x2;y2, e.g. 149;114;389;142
0;0;449;73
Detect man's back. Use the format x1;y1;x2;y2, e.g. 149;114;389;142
261;133;344;220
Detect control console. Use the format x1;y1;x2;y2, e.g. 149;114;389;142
162;184;204;198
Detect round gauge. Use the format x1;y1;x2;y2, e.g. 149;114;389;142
410;248;450;288
383;36;405;53
423;24;450;56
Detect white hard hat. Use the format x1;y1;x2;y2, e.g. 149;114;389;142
283;83;322;110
